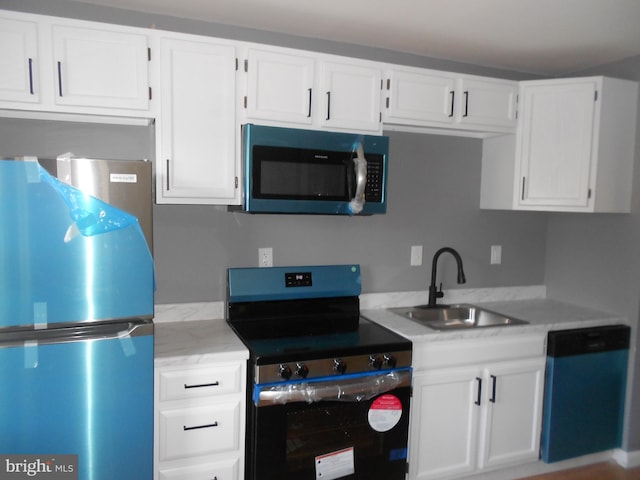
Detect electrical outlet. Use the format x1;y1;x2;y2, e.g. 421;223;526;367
490;245;502;265
259;247;273;268
410;245;423;266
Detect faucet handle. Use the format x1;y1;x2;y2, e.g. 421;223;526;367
436;282;444;299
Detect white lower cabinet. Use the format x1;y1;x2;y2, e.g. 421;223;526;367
155;361;246;480
409;334;545;480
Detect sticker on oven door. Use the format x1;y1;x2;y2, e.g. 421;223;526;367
368;394;403;432
315;447;355;480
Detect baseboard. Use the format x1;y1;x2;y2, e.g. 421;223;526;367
612;449;640;468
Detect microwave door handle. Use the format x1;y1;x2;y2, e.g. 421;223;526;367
348;142;367;214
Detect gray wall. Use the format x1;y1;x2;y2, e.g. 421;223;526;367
545;54;640;451
0;119;548;302
153;132;547;302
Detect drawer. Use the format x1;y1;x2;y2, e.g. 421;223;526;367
159;401;240;461
414;333;546;370
159;364;242;402
159;458;238;480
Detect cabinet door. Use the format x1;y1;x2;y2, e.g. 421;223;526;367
517;80;597;208
409;367;480;480
52;24;150;110
245;48;314;125
0;17;39;103
457;76;517;128
319;61;382;132
385;69;457;125
477;358;545;470
157;37;238;204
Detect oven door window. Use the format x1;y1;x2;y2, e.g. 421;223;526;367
251;387;410;480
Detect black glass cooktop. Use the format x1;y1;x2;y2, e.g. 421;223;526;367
233;317;411;366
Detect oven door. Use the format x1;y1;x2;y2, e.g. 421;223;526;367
248;370;411;480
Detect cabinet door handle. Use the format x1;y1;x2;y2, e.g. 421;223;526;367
183;421;218;431
28;58;34;95
184;381;220;389
166;159;170;191
521;177;526;201
57;61;63;97
490;374;497;403
326;91;331;120
307;88;313;117
474;377;482;406
449;90;455;117
463;90;469;117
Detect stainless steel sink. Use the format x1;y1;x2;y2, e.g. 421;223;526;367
389;304;528;331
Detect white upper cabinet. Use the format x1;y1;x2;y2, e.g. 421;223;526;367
243;45;382;133
384;68;457;125
318;60;382;132
245;47;314;125
52;24;150;111
517;80;595;208
0;16;39;104
155;33;239;205
0;10;153;122
456;75;517;129
481;76;638;212
383;66;517;134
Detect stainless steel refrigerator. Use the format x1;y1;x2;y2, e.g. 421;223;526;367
0;155;155;479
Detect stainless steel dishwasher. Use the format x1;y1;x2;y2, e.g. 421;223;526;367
541;325;630;463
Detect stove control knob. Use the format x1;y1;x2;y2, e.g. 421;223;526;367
383;354;397;369
333;358;347;375
296;363;309;378
279;364;292;380
369;355;383;370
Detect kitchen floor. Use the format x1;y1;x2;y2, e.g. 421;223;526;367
520;462;640;479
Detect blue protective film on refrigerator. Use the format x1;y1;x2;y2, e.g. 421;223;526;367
39;166;140;238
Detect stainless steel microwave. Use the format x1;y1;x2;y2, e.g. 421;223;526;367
236;124;389;215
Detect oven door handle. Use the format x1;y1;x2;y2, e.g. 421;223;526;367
254;369;411;407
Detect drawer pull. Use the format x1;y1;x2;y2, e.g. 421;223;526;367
184;381;220;389
183;421;218;431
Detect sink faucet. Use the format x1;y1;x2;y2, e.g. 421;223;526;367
428;247;466;307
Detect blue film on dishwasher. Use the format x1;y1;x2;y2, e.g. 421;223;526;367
0;159;154;327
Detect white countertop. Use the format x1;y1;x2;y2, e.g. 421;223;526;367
362;298;627;343
153;288;627;365
154;319;248;367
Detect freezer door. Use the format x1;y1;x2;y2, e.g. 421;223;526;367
0;323;153;480
39;156;153;252
1;159;155;328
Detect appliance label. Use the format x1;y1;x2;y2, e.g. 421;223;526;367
110;173;137;183
368;394;403;432
0;455;77;479
315;447;354;480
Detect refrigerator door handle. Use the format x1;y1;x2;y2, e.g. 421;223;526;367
0;320;153;348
